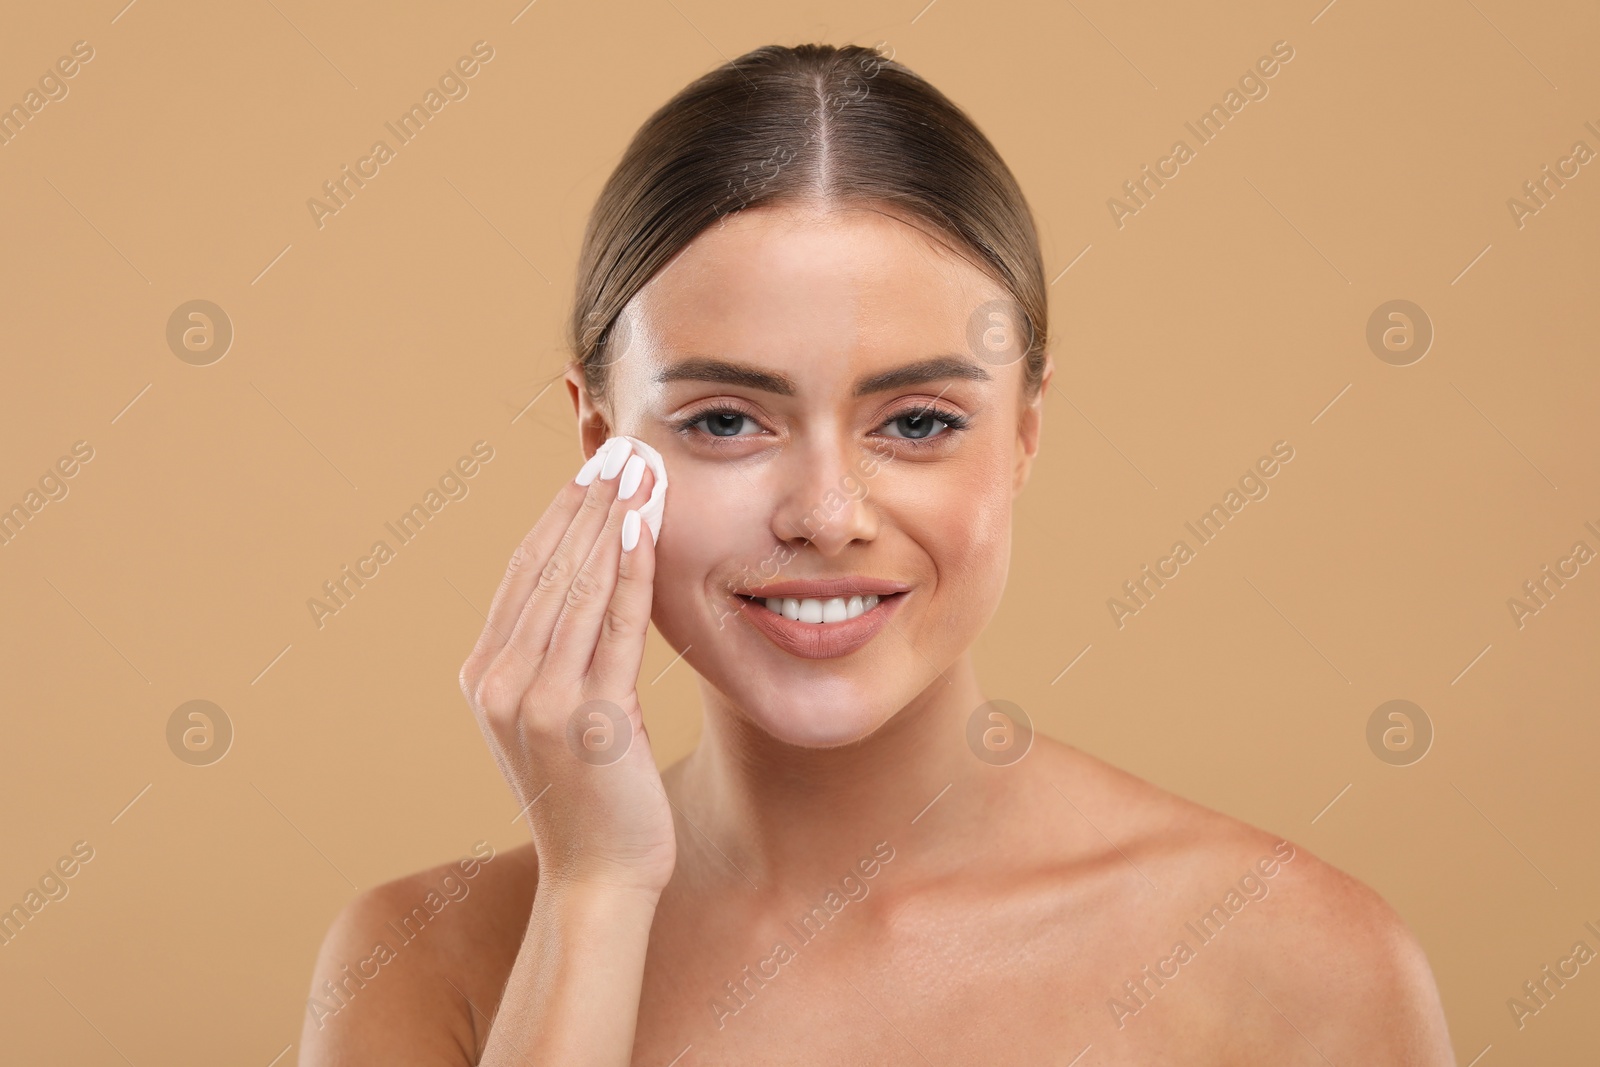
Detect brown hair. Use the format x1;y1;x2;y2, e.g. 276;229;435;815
569;42;1048;406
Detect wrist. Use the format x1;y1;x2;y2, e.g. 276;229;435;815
535;871;666;909
526;877;662;954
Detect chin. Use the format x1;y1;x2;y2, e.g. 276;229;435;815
737;684;897;749
656;617;901;749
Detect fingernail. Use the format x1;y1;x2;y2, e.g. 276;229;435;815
575;448;606;486
600;438;633;480
617;454;646;500
621;509;641;551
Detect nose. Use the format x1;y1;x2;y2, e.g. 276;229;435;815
770;438;879;557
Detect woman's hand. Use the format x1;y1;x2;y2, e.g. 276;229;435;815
459;437;675;896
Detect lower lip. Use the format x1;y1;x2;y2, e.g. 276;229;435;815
732;592;907;659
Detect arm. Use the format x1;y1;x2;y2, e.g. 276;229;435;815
461;437;674;1061
303;437;674;1064
479;882;661;1065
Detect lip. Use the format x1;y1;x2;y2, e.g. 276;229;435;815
731;590;908;659
737;576;912;599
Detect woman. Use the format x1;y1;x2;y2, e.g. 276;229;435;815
302;43;1455;1064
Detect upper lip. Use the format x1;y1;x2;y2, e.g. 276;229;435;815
736;577;911;599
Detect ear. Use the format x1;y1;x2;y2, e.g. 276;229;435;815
1013;353;1052;495
565;364;613;459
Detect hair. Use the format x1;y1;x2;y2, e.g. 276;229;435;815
569;42;1048;407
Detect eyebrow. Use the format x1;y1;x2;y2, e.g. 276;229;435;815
854;356;993;396
654;354;993;397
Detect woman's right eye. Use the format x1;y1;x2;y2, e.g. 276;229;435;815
685;409;759;438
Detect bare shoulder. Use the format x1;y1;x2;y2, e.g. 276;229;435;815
1038;741;1454;1063
1215;833;1456;1064
299;840;539;1066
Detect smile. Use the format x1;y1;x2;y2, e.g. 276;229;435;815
730;590;908;659
755;594;881;623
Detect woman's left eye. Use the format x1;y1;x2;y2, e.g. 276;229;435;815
880;406;966;441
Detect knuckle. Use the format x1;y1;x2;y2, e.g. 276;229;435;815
565;568;604;609
472;667;523;719
600;605;632;644
536;554;570;597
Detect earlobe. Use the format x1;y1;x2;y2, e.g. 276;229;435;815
1012;440;1034;495
1013;412;1039;495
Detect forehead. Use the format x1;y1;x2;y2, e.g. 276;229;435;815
627;203;1007;379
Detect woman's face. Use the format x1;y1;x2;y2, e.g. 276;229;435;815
575;202;1048;748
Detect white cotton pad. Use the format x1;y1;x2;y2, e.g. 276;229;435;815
599;435;668;544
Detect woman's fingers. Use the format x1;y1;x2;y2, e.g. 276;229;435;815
461;440;616;706
466;475;588;668
545;453;655;685
453;434;677;900
586;485;658;696
495;439;636;685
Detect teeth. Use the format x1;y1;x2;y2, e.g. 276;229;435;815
761;594;881;623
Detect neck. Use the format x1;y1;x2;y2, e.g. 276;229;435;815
671;651;999;891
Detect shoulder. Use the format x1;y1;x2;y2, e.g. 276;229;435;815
1218;835;1455;1063
299;840;539;1065
1034;742;1453;1060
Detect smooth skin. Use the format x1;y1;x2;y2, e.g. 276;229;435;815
301;202;1456;1065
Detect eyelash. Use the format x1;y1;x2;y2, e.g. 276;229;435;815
673;401;971;448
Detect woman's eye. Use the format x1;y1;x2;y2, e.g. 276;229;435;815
695;411;756;437
882;409;950;440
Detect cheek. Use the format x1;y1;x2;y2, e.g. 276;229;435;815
915;445;1014;574
651;465;768;615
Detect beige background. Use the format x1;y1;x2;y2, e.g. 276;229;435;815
2;0;1596;1062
